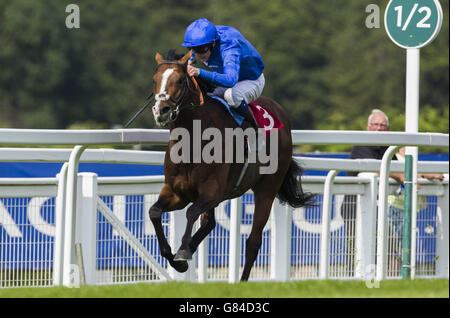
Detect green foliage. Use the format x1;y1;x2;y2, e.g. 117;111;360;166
0;0;448;152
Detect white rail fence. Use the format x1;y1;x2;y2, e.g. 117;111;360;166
0;129;448;287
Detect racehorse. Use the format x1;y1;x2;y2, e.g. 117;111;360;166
149;50;313;281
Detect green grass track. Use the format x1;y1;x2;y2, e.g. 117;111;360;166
0;279;448;298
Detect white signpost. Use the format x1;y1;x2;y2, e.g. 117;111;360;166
384;0;443;278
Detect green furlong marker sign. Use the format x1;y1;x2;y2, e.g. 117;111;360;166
385;0;443;49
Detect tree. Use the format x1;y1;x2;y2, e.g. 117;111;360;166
0;0;448;148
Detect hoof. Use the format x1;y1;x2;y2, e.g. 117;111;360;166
174;249;193;261
170;259;189;273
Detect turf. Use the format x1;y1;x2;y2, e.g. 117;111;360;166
0;279;448;298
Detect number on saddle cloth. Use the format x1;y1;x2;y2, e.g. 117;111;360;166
248;102;284;136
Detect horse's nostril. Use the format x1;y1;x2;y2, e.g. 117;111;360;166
160;106;170;115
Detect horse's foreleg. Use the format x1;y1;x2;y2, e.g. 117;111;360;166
188;209;216;254
174;197;218;261
149;184;188;273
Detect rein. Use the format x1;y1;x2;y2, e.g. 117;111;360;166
123;92;155;128
123;60;205;128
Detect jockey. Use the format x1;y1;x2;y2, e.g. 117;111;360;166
182;18;265;131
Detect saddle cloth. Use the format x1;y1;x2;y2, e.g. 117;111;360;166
209;95;244;126
248;101;284;136
209;95;284;134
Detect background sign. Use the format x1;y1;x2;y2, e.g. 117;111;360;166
385;0;443;49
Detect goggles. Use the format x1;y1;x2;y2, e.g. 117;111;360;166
191;44;212;54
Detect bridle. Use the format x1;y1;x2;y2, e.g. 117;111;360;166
154;61;204;126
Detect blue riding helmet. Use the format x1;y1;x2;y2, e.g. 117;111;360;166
182;18;217;47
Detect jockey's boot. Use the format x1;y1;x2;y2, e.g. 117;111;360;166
236;101;258;130
236;101;264;152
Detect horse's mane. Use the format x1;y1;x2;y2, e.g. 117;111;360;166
165;49;185;61
165;49;215;94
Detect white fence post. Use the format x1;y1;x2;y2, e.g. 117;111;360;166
376;145;401;281
75;173;98;285
436;175;449;278
62;145;86;287
319;170;338;279
355;173;378;279
270;199;292;281
53;163;68;286
197;231;209;282
229;197;242;283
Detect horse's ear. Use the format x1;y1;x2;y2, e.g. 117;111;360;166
178;50;192;65
155;52;164;64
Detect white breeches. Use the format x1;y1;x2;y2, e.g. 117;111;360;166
224;73;265;107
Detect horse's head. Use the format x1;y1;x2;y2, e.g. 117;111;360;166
152;51;192;127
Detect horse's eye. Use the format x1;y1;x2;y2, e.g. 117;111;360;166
177;78;183;84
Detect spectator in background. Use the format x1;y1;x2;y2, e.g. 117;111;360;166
341;109;404;276
347;109;401;174
341;109;444;277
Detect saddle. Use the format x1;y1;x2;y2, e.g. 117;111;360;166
208;94;284;134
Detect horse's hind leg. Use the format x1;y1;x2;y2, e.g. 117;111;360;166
240;191;276;281
149;184;189;273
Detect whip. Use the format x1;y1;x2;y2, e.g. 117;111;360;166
123;93;155;128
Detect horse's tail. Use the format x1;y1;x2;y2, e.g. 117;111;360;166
276;159;315;208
